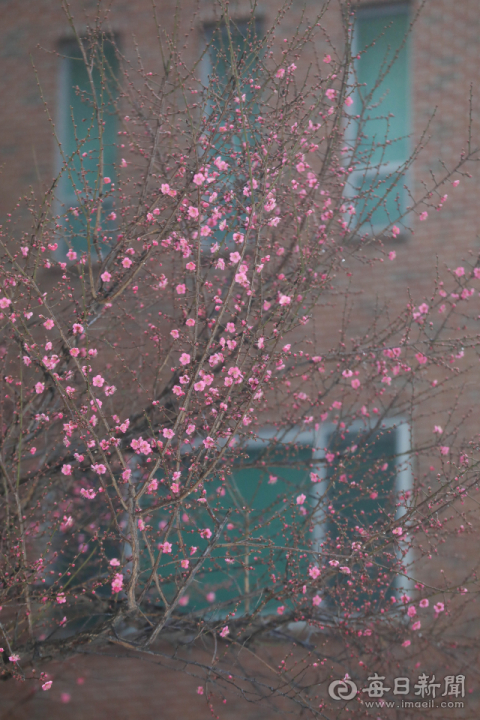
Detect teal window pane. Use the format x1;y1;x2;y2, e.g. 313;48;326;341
139;443;313;616
59;38;119;254
324;428;400;613
352;7;410;229
202;19;262;248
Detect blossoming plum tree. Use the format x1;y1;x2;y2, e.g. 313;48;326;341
1;1;480;715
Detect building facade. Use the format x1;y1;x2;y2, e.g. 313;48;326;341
1;0;480;716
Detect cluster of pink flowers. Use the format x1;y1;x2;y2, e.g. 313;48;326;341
111;573;123;593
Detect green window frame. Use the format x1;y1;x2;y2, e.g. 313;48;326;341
316;420;413;613
348;3;410;234
138;429;316;617
57;36;119;257
199;17;263;249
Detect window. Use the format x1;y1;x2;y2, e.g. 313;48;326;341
136;422;411;618
348;4;410;233
57;37;119;256
191;433;313;615
315;420;413;614
139;430;315;616
199;18;263;249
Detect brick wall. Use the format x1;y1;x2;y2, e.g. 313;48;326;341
1;0;480;716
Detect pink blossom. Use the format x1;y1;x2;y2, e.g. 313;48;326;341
325;88;336;100
312;595;322;606
72;323;84;335
296;493;306;505
158;542;172;553
80;488;97;500
389;251;396;260
309;566;321;580
220;625;229;637
101;271;111;282
91;464;107;476
57;593;66;604
66;249;77;261
454;266;465;277
340;566;351;574
276;67;285;78
233;232;244;244
179;353;191;366
104;385;116;396
419;598;429;608
203;436;215;449
325;452;335;463
103;177;111;184
188;206;199;218
35;382;45;394
278;294;291;306
162;428;175;440
200;528;212;539
147;478;158;494
161;183;171;194
433;425;443;434
122;257;132;269
43;318;54;330
0;297;11;310
440;446;450;455
419;211;428;221
181;559;189;569
186;423;195;435
407;605;416;617
323;54;331;63
197;687;204;695
42;681;53;691
186;262;196;271
392;527;403;536
111;573;123;593
351;378;361;389
176;284;186;295
92;375;105;387
61;464;72;476
193;173;205;186
434;602;445;613
402;639;411;647
110;558;121;567
344;96;353;106
276;606;285;615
